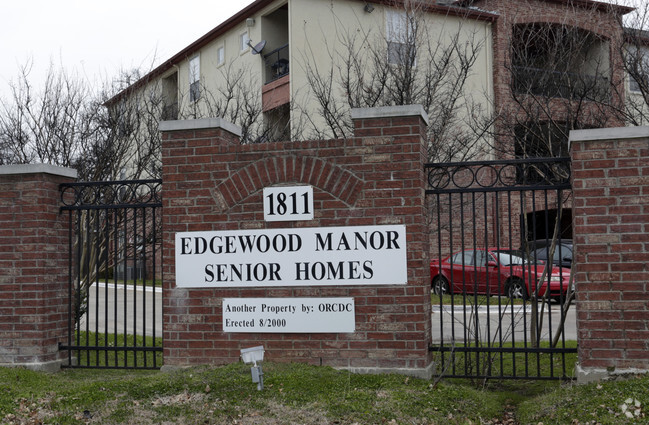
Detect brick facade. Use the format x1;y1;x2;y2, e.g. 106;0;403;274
570;126;649;382
429;0;632;262
0;165;77;371
160;106;434;377
473;0;628;157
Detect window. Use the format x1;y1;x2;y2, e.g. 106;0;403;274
239;31;250;53
116;100;130;137
450;251;474;266
386;9;416;66
189;55;200;102
514;122;572;184
473;251;493;267
510;24;609;100
162;73;178;119
514;122;569;158
627;45;649;93
216;46;225;66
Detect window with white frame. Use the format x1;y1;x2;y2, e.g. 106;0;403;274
627;45;649;93
189;55;200;102
386;9;417;66
216;45;225;66
239;31;250;52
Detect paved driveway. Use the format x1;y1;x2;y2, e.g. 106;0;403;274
431;302;577;344
80;282;162;338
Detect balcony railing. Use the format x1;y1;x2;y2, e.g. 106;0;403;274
263;44;289;84
512;66;609;102
162;103;178;120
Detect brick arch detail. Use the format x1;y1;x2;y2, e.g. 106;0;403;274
213;155;364;211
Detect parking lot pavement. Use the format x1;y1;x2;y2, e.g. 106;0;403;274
431;302;577;343
81;282;162;338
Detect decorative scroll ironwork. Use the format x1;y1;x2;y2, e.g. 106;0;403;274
425;157;571;194
60;179;162;210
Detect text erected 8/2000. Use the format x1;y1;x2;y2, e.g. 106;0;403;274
222;298;355;333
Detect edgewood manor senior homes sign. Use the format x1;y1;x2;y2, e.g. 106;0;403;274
175;224;407;287
173;185;408;334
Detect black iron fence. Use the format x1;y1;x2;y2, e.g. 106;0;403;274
59;180;163;369
426;157;576;380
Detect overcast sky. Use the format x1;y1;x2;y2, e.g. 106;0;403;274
1;0;644;102
0;0;255;99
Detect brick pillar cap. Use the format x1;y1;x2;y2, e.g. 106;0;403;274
569;126;649;144
159;117;242;137
351;105;429;127
0;164;77;178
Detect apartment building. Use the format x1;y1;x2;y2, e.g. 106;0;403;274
107;0;644;159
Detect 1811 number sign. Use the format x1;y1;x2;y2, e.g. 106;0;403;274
263;186;313;222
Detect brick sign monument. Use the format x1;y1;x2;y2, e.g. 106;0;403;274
159;106;434;377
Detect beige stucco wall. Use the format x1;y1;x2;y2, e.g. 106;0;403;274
159;0;494;146
118;0;648;153
173;1;287;119
288;0;495;145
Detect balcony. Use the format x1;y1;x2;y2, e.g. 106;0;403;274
262;44;290;112
263;44;289;84
512;66;609;102
262;75;289;112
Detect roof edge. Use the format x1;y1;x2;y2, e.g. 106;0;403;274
105;0;275;106
105;0;497;107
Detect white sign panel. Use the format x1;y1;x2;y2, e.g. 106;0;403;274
175;224;407;288
223;298;355;333
263;186;313;222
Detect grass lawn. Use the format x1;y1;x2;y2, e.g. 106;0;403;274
432;340;577;381
2;361;648;424
7;299;642;424
66;332;162;369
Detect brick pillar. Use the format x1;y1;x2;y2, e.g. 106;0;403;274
0;164;77;371
159;118;243;368
570;126;649;383
160;106;433;377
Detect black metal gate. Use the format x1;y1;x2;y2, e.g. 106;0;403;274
426;158;577;380
59;180;163;369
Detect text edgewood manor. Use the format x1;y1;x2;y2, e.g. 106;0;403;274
175;224;407;288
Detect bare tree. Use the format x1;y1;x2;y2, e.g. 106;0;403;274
0;61;169;324
500;24;621;160
181;62;285;143
0;61;97;171
298;0;492;163
0;61;164;181
477;1;648;353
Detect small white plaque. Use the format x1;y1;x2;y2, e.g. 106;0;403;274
223;298;355;333
263;186;313;222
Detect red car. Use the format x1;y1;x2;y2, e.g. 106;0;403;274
430;248;571;301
